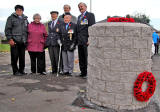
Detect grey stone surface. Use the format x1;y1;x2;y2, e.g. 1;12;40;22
87;22;153;111
115;37;133;48
133;39;148;49
122;48;139;60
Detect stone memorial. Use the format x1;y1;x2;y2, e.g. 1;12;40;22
87;22;153;110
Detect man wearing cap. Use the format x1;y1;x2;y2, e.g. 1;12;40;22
59;4;77;24
5;5;28;76
77;2;95;78
45;11;63;74
59;13;77;76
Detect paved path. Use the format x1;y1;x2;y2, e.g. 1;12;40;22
0;50;98;112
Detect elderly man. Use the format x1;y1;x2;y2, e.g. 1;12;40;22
45;11;63;74
59;13;77;76
5;5;28;76
59;4;77;24
77;2;95;78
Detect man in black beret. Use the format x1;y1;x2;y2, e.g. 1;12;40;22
45;11;63;74
5;5;28;76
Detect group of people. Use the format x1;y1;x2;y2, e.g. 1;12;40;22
5;2;95;78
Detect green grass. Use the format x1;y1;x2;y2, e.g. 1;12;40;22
0;44;10;52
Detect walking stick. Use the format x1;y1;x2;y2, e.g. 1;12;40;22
57;41;62;77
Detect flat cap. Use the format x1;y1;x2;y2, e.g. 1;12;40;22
50;11;59;14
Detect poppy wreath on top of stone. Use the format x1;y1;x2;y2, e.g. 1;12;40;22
107;17;135;22
134;71;156;102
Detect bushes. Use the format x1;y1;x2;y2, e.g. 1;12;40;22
0;44;10;52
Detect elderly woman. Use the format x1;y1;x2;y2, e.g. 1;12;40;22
27;13;48;75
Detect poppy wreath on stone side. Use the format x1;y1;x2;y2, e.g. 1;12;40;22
134;71;156;102
107;17;135;22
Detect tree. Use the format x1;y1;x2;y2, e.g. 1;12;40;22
126;13;150;25
43;21;50;33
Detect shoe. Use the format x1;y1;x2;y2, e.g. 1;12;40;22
40;72;47;75
68;73;72;76
81;75;87;79
79;73;87;79
59;71;64;75
13;72;23;76
63;72;69;75
29;72;36;75
19;71;27;75
52;71;57;74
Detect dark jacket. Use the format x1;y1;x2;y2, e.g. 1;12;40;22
59;22;77;51
77;11;95;46
45;19;63;47
5;13;28;44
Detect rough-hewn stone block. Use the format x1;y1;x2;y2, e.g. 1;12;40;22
115;37;133;48
98;37;114;48
104;48;121;59
124;26;141;37
105;26;124;37
89;26;106;37
88;36;98;47
106;82;125;94
122;48;139;60
142;27;152;37
110;59;130;72
115;94;133;106
98;92;115;105
101;71;121;82
88;47;104;59
129;59;152;72
140;48;152;59
92;79;106;91
133;39;148;48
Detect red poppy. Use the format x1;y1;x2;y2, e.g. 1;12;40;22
84;16;86;18
69;23;71;27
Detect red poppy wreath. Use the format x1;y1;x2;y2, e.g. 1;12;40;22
107;17;135;22
134;71;156;102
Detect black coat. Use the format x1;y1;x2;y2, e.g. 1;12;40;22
59;22;77;51
45;19;63;47
77;11;95;46
5;13;28;44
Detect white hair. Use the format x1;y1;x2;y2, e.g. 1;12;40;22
33;13;41;20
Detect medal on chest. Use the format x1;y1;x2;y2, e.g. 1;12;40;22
56;28;59;32
68;29;74;40
80;16;88;25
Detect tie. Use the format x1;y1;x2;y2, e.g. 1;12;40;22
51;21;54;29
66;24;69;30
79;14;83;21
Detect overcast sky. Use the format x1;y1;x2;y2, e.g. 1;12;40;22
0;0;160;32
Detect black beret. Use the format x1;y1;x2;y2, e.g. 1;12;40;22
15;5;24;11
50;11;59;15
64;12;71;16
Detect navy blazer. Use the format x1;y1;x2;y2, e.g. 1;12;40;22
77;11;95;46
45;19;63;47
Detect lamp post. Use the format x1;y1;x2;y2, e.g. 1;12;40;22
90;0;92;12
